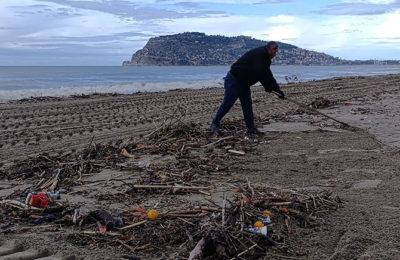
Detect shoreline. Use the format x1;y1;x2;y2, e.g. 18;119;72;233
1;73;399;104
1;65;400;102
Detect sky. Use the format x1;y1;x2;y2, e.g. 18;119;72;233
1;0;399;65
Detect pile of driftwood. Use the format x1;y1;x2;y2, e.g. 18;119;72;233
184;183;342;259
0;181;342;259
0;115;343;258
1;112;256;191
1;140;125;191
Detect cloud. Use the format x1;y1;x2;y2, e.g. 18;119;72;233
1;0;400;65
267;15;295;24
35;0;226;20
316;0;400;15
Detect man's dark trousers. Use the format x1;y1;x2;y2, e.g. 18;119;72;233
212;72;254;129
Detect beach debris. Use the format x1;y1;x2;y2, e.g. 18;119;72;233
129;184;213;194
25;192;49;208
0;118;342;258
284;74;299;83
254;220;264;228
249;225;268;236
188;237;206;260
308;97;333;109
32;214;57;225
89;209;124;231
121;148;135;158
147;209;159;220
119;220;147;230
350;107;370;114
228;149;246;155
0;199;43;211
73;207;89;225
46;191;61;201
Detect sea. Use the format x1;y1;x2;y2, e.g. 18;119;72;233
1;65;400;102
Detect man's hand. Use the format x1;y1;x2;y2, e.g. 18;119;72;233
276;89;285;100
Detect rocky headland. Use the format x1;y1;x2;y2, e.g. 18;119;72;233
123;32;400;66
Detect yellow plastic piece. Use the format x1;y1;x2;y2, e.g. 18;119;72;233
263;210;271;217
254;221;264;228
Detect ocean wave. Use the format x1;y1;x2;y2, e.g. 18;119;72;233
0;79;224;102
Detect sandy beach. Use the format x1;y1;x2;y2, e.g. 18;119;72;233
1;74;400;259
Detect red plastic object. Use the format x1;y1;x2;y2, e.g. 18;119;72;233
26;193;49;208
280;207;289;214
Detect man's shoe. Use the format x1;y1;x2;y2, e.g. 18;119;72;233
210;123;223;136
247;127;265;136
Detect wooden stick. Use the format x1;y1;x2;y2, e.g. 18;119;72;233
40;169;61;190
288;208;301;215
198;190;211;196
267;202;292;206
247;178;255;199
228;149;246;155
166;209;204;215
240;200;244;231
316;194;340;206
83;231;121;236
272;91;360;131
264;253;307;260
118;220;147;230
196;206;221;212
188;238;206;260
117;239;136;252
222;192;226;227
177;217;196;226
0;200;43;211
202;136;235;147
131;184;212;190
231;243;257;260
165;213;208;218
121;148;135;158
257;185;311;199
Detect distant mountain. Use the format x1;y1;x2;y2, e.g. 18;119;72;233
123;32;400;66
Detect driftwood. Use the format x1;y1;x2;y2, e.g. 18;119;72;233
118;220;147;230
231;243;258;260
227;149;246;155
0;200;43;211
130;184;212;190
83;230;121;236
121;148;135;158
165;209;209;218
188;238;206;260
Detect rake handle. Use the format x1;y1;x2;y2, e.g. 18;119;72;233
272;91;353;128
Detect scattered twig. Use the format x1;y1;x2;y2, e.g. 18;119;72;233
228;149;246;155
231;243;257;260
118;220;147;230
130;184;212;190
264;253;307;260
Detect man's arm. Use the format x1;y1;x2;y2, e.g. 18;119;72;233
256;61;282;95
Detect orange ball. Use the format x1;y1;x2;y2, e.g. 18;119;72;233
147;209;159;220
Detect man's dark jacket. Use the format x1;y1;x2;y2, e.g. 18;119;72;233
230;46;281;93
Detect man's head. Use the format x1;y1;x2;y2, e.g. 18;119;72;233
266;41;278;59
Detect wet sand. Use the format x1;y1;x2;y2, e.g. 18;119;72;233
1;74;400;259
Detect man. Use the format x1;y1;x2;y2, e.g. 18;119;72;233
211;41;285;136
